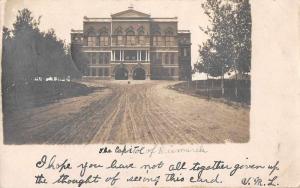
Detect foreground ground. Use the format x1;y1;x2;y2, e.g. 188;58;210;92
4;80;249;144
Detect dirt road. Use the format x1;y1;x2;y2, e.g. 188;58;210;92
4;80;249;144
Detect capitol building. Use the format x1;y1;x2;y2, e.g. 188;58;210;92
71;6;191;80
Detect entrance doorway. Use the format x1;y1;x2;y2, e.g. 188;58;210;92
115;67;128;80
133;68;146;80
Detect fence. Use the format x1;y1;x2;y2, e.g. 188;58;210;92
178;79;250;104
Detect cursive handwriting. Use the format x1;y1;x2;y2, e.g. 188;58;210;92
53;174;101;187
34;151;280;187
106;159;136;169
77;162;104;177
36;155;72;173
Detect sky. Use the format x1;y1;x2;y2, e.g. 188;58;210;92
3;0;210;68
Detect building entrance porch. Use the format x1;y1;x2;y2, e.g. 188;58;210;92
133;68;146;80
112;63;150;80
115;67;128;80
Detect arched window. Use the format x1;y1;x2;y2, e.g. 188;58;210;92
100;31;109;46
87;30;98;47
116;31;123;45
114;26;123;35
126;29;135;45
138;27;145;44
138;30;145;35
153;31;162;46
165;30;174;36
126;30;135;35
138;26;145;35
113;27;123;45
165;29;175;46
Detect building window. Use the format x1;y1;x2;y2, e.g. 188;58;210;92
104;68;109;76
114;28;123;46
156;53;162;64
87;36;97;47
170;53;174;64
126;36;135;45
115;50;121;61
124;50;137;61
165;53;169;64
87;30;98;46
98;53;110;64
117;36;123;45
153;31;162;46
165;36;171;46
158;36;163;46
170;68;175;76
141;51;146;61
98;68;103;76
153;36;163;46
150;52;154;63
182;48;189;57
100;35;109;46
138;28;145;35
105;53;110;64
165;30;174;46
138;36;145;44
92;68;96;76
86;52;90;63
138;29;145;45
90;53;96;64
126;30;135;45
98;53;102;64
153;37;157;46
152;52;162;64
164;68;169;76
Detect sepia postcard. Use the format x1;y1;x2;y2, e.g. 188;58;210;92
0;0;299;187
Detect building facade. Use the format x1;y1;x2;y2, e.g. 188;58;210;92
71;7;191;80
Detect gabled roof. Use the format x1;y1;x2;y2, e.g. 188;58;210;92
111;8;150;18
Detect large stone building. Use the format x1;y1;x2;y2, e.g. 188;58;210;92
71;6;191;80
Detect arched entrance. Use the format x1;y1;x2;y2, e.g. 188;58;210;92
133;68;146;80
115;67;128;80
